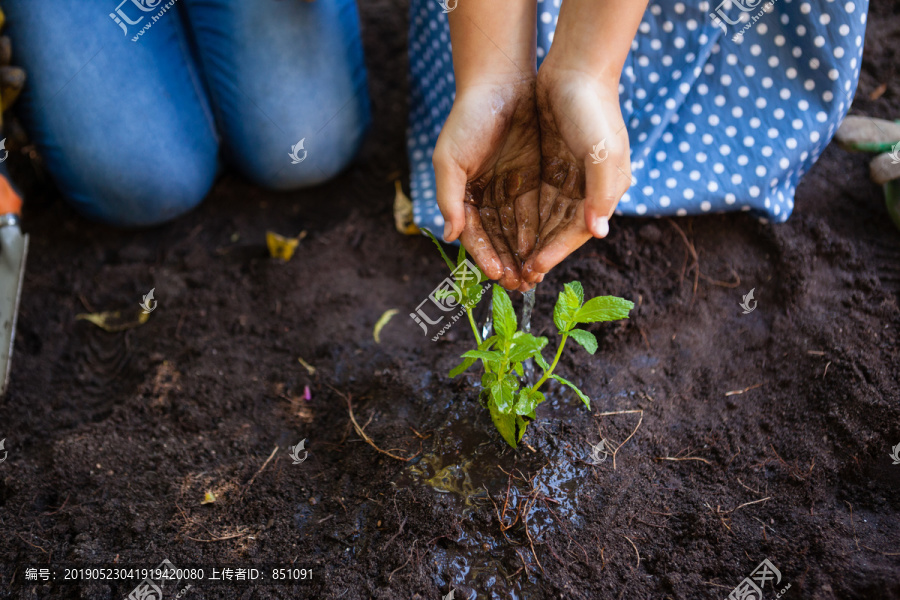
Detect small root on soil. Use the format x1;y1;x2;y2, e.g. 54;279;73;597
704;497;770;532
183;527;250;543
621;535;641;571
595;409;644;470
329;385;422;462
761;444;816;481
724;382;765;397
654;455;712;466
242;445;279;495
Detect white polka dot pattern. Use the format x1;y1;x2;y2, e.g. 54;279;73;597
407;0;868;230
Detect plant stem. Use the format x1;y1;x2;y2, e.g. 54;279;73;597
466;307;482;346
532;333;569;392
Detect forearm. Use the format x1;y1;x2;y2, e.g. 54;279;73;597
544;0;648;85
448;1;537;90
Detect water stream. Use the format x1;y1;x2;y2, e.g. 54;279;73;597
520;286;537;384
480;300;493;341
480;285;538;337
479;284;540;384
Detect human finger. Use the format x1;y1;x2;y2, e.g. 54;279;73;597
479;205;523;290
459;203;504;281
523;201;592;281
432;146;468;242
584;138;630;238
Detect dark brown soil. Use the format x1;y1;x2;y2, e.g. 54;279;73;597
2;0;899;598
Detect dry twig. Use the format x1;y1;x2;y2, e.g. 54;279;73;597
184;528;250;543
329;385;420;462
699;266;741;288
766;445;815;480
655;456;711;466
725;382;765;397
668;219;700;304
388;541;417;582
243;446;279;493
622;535;641;571
729;497;771;513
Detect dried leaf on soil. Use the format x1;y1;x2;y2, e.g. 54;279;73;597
76;309;150;332
393;180;420;235
374;308;399;343
297;357;316;375
266;230;306;261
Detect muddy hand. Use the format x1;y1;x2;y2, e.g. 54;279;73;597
464;166;540;291
522;67;633;284
433;79;541;291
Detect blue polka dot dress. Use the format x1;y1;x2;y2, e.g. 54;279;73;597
407;0;869;228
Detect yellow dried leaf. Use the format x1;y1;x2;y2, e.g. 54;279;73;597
76;310;150;332
297;357;316;375
266;231;300;261
201;491;216;505
373;309;399;344
393;180;420;236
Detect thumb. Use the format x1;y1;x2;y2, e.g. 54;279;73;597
583;141;630;238
432;149;468;242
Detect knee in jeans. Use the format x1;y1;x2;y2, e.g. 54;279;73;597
66;144;219;227
241;99;371;191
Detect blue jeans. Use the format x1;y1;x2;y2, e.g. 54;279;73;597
3;0;370;226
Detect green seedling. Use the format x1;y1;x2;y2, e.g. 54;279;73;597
422;229;635;447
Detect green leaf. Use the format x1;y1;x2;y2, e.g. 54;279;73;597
461;349;504;362
490;374;518;413
513;362;524;377
492;285;517;340
567;329;598;355
552;298;566;333
515;388;545;415
553;288;580;334
449;357;476;378
516;415;528;442
551;374;591;409
453;260;483;292
534;352;550;371
434;288;460;304
420;228;457;272
489;397;518;448
508;333;549;363
479;335;498;350
575;296;635;324
563;281;584;308
463;282;486;309
482;372;497;389
457;243;466;268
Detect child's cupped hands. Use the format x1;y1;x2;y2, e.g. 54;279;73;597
434;67;632;290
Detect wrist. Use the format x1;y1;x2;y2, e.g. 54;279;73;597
448;1;537;93
541;44;624;90
540;0;646;89
454;71;536;99
453;46;536;93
